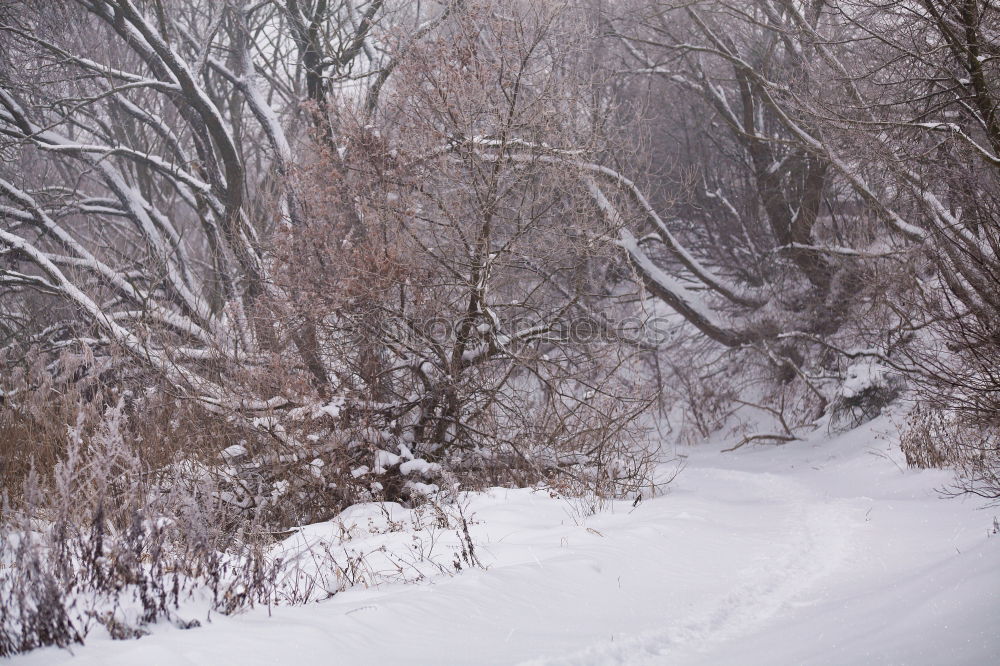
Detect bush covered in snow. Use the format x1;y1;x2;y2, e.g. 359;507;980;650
0;380;492;656
829;361;905;432
0;400;280;656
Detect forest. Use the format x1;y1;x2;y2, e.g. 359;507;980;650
0;0;997;661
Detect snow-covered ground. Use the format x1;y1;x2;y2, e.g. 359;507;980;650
13;414;999;665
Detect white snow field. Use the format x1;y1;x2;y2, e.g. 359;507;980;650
13;414;999;666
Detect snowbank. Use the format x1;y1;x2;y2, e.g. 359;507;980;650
12;414;999;665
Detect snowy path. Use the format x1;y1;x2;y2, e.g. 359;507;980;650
14;416;1000;665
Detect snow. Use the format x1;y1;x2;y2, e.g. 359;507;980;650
404;481;440;497
317;397;345;420
916;122;961;132
840;360;896;399
373;449;400;473
220;444;247;462
400;458;440;476
307;458;325;479
11;414;999;665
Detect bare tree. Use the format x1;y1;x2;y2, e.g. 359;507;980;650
0;0;659;512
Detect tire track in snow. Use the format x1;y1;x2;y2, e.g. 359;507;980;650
520;467;861;666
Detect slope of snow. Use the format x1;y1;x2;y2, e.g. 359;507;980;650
13;415;999;665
